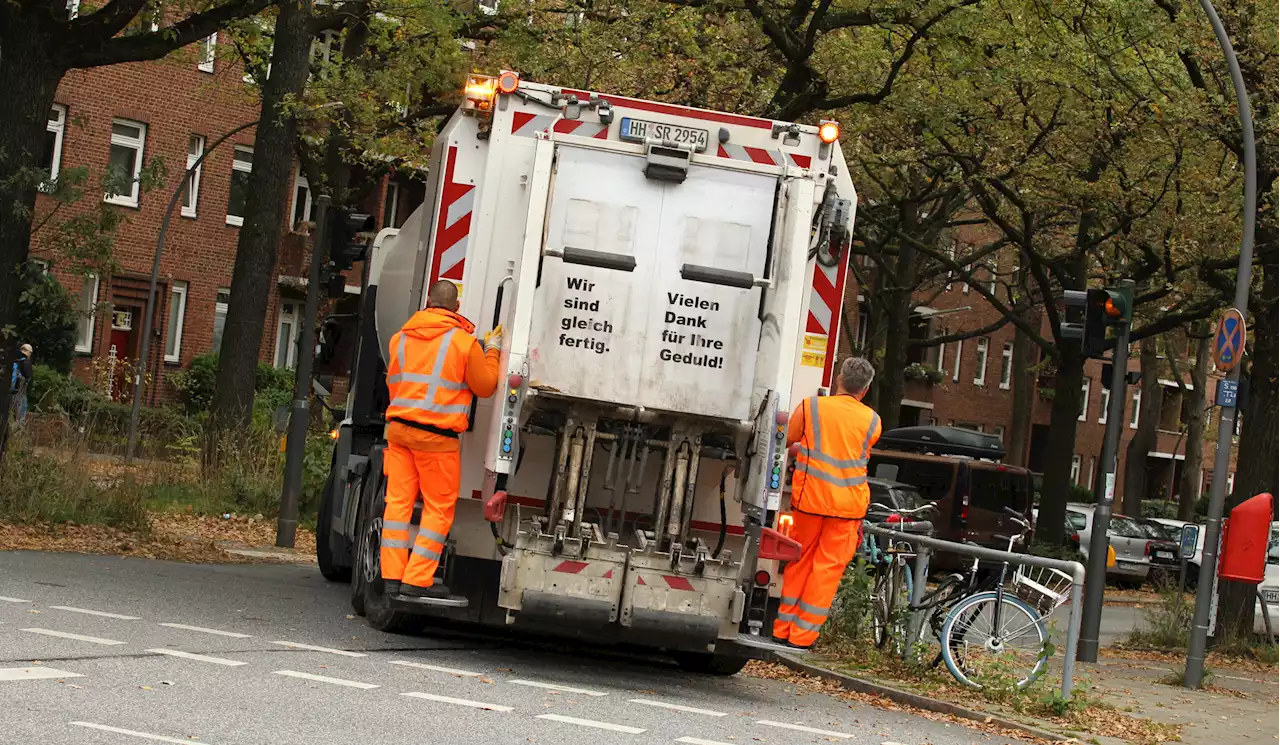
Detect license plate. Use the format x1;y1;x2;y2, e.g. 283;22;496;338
1264;589;1278;604
1155;551;1174;560
619;117;710;152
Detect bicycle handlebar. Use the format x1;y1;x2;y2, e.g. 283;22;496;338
884;501;939;517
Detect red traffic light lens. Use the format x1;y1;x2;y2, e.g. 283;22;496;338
1103;298;1122;318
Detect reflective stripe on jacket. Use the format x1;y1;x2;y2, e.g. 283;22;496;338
789;395;882;519
385;308;484;433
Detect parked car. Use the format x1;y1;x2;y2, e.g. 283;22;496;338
1149;517;1207;588
866;478;925;524
1067;504;1152;587
1255;522;1279;637
1135;518;1181;587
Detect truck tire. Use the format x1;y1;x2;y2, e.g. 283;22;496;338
356;475;423;635
316;472;352;583
674;652;749;676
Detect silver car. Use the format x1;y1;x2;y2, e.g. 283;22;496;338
1067;503;1151;587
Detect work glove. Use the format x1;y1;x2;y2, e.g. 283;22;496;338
483;324;504;352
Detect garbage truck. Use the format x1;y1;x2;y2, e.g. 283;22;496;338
316;71;856;674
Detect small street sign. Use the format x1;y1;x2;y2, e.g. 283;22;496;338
1213;308;1246;372
1217;379;1239;408
1180;523;1200;561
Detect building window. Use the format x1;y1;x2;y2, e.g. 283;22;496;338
1086;457;1095;491
937;338;946;372
952;340;963;383
383;180;401;228
1078;378;1090;421
165;281;188;363
226;146;253;226
42;105;67;189
954;422;982;432
1099;387;1110;424
999;342;1013;390
1130;390;1141;429
199;32;217;72
212;289;230;350
973;337;989;386
478;0;498;14
105;119;146;207
275;301;300;369
992;424;1005;442
1070;455;1081;485
291;166;313;229
75;274;99;353
182;135;205;218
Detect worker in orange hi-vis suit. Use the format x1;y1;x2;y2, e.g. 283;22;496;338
773;357;881;649
381;280;502;600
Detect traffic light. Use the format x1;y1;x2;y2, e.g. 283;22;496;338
328;210;374;271
1059;285;1133;358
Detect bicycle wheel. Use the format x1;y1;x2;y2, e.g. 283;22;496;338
938;591;1048;690
873;560;910;652
870;566;893;648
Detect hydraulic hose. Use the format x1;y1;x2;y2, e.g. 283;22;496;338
713;465;734;559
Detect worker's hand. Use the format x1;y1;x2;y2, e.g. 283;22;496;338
483;324;504;352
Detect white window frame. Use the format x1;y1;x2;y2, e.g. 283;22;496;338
383;180;401;228
312;29;340;64
999;341;1013;390
973;337;989;386
1079;378;1090;422
1099;387;1110;424
275;301;300;369
936;339;946;372
75;274;99;353
164;281;188;363
290;165;313;229
212;289;231;351
1227;472;1235;494
105;118;146;207
199;32;217;72
226;145;253;226
1130;390;1141;429
1071;455;1082;486
182;134;205;218
952;340;963;383
1086;456;1095;491
992;424;1005;442
43;104;67;191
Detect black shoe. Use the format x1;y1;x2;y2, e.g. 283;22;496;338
772;636;790;646
399;583;453;599
383;580;401;597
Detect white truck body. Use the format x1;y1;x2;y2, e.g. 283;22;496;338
327;77;855;663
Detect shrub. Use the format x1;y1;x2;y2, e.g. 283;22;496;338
1069;483;1093;502
14;261;79;374
169;353;297;416
1120;587;1193;650
0;446;146;529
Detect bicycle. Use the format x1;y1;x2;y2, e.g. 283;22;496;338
860;503;937;654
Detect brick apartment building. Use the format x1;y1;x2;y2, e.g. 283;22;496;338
30;31;425;405
839;253;1239;508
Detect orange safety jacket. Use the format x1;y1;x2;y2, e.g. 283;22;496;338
787;395;882;520
385;308;497;439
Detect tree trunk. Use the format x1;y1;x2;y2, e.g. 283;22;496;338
1177;332;1211;521
1007;318;1036;467
1036;346;1086;547
875;282;912;431
0;15;66;457
1123;339;1162;516
207;0;314;452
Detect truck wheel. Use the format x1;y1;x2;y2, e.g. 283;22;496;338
674;652;749;676
358;477;423;635
317;472;352;583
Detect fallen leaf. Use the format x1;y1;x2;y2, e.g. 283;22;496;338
140;685;153;691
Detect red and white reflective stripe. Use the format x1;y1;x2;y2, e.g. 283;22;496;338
716;144;812;169
632;573;696;591
511;112;609;139
552;120;609;139
807;242;849;386
429;146;473;286
551;560;616;579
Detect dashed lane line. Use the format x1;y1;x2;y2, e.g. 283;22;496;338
49;605;140;620
146;649;248;667
158;623;252;638
270;640;367;657
627;699;727;717
0;596;30;603
389;660;484;678
272;670;380;689
0;667;84;681
21;628;125;646
676;738;736;745
756;720;854;738
535;714;646;734
402;691;515;712
509;678;608;696
70;722;203;743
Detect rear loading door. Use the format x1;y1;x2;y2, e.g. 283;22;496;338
529;145;777;421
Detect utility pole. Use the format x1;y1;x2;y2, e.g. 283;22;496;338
1076;278;1135;662
1186;0;1257;689
277;194;331;548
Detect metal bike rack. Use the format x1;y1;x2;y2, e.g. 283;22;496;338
864;522;1086;701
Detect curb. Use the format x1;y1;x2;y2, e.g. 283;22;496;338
771;653;1072;743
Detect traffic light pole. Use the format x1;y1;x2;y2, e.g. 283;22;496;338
1077;278;1135;663
277;193;332;549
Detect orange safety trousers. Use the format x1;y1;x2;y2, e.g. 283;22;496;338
772;510;863;648
380;441;461;589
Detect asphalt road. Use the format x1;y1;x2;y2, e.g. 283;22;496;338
0;551;1036;745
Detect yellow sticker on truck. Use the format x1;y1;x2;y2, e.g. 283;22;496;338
801;334;827;368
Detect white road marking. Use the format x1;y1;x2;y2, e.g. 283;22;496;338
272;670;379;689
49;605;140;620
21;628;125;646
146;649;247;667
401;691;514;711
70;722;201;743
159;623;251;639
509;678;608;696
535;714;645;734
676;738;736;745
756;720;854;738
0;596;30;603
627;699;727;717
389;660;484;677
0;667;83;681
270;640;366;657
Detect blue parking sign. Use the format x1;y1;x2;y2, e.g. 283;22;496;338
1180;524;1199;561
1217;379;1239;408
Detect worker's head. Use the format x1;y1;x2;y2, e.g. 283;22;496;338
836;356;875;399
426;280;460;312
